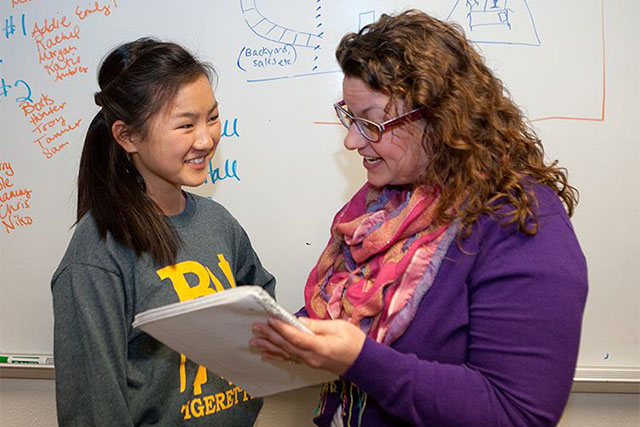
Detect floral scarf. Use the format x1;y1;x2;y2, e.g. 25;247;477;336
305;182;457;346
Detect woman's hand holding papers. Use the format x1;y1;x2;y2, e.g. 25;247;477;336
250;317;366;375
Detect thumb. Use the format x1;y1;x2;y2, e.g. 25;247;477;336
298;317;342;335
298;316;325;331
297;316;314;327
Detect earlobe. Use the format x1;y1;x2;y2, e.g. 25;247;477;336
112;120;138;154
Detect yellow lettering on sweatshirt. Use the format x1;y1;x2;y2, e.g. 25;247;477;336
156;260;214;302
157;255;254;420
218;254;236;288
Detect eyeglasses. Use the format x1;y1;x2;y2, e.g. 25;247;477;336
333;100;426;142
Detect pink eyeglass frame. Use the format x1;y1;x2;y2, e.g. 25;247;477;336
333;99;426;142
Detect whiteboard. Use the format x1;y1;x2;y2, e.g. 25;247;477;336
1;0;638;381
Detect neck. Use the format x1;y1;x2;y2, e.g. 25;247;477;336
147;187;186;216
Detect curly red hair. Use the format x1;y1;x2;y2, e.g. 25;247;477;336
336;10;578;235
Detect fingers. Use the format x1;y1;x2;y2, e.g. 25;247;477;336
251;318;366;375
267;318;323;351
249;336;290;360
251;320;311;360
298;317;348;335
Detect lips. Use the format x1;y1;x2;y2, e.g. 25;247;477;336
362;155;383;170
184;156;209;171
363;156;381;164
185;157;206;164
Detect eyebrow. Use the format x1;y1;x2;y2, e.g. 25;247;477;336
171;102;219;120
346;103;385;117
361;105;385;116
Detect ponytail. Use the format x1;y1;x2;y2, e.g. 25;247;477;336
76;38;214;264
77;110;180;265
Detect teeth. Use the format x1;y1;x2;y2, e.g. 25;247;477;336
364;156;381;163
186;157;205;164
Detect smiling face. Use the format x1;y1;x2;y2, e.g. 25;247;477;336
117;75;221;211
341;76;429;188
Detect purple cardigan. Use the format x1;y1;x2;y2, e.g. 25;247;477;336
311;184;588;426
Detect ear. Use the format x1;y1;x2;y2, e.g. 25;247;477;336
111;120;138;154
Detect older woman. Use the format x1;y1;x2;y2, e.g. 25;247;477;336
251;10;587;427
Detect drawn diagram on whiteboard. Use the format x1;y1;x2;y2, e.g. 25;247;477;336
447;0;541;46
358;10;376;29
241;0;322;48
237;0;345;82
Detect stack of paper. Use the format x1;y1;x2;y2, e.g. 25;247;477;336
133;286;336;397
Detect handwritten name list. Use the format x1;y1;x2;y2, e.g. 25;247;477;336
30;1;119;82
31;15;85;82
20;93;82;159
0;162;34;234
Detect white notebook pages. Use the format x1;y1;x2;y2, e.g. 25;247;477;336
132;286;336;397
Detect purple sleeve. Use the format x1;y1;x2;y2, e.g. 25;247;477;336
342;211;588;426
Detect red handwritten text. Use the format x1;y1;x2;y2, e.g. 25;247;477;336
11;0;37;8
75;0;118;20
19;93;81;160
31;16;88;82
0;162;34;234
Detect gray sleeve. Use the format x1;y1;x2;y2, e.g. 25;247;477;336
52;263;134;427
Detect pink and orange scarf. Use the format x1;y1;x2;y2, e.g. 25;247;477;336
305;183;457;345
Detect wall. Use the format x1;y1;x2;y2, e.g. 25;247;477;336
0;0;640;426
1;380;639;427
1;0;638;403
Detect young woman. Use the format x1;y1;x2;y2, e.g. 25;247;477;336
251;10;588;426
52;38;275;426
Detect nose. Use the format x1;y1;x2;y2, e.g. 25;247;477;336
343;123;368;151
194;126;214;151
193;136;212;151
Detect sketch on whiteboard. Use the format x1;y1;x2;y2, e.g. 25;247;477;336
237;0;346;82
240;0;322;49
358;10;376;30
447;0;541;46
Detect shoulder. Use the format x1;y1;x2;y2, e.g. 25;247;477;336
51;212;132;283
447;181;585;277
527;181;570;219
59;213;106;262
461;182;587;288
476;181;573;239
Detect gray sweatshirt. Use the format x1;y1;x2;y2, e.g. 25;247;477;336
52;192;275;426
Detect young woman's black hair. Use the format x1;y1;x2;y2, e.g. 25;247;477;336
77;38;215;264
